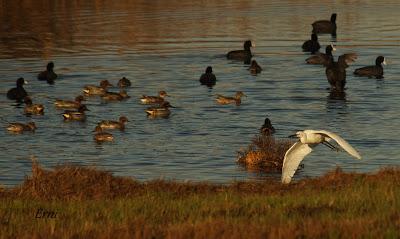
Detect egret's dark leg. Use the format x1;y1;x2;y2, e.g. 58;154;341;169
322;141;340;151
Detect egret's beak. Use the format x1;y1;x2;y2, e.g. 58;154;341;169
288;134;297;138
330;43;337;51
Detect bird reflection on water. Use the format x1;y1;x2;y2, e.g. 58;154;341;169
326;91;348;117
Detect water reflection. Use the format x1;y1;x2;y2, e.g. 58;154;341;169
326;90;348;114
0;0;399;186
327;90;347;102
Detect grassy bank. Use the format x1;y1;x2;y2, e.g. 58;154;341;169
0;161;399;238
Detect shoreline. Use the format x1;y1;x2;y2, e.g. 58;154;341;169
0;162;399;238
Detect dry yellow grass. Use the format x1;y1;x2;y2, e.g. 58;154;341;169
0;162;399;238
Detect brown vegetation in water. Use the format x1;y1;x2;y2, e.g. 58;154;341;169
237;135;293;172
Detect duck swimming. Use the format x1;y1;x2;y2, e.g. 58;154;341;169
55;95;85;109
260;117;275;136
97;116;128;131
117;77;131;88
199;66;216;87
306;44;336;66
62;105;89;121
227;40;253;63
7;77;28;102
325;53;358;92
101;90;130;101
83;80;113;96
145;101;174;118
302;33;321;54
248;60;262;75
93;126;114;143
312;13;337;36
6;122;36;133
37;62;57;84
140;91;169;104
216;91;246;106
354;56;386;79
24;97;44;115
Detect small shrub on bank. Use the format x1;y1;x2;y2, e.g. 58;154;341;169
237;135;293;172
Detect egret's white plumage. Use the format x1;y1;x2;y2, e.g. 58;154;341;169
282;130;361;184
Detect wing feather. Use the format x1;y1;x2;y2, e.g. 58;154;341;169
282;142;313;184
312;130;361;159
338;53;357;67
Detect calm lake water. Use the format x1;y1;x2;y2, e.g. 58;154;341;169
0;0;399;186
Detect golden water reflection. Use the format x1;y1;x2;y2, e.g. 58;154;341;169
2;0;399;59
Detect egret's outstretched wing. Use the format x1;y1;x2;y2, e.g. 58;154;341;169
282;142;313;184
313;130;361;160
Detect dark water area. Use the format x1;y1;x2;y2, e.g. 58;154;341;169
0;0;399;186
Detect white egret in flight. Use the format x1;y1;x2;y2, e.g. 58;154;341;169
282;130;361;184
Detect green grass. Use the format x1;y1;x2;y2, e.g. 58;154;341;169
0;162;399;238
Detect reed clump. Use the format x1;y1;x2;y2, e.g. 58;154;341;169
237;135;293;172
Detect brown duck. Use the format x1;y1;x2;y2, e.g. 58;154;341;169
83;80;113;96
140;91;169;104
216;91;246;106
97;116;129;130
6;122;37;133
24;97;44;115
55;95;85;109
93;126;114;142
62;105;89;121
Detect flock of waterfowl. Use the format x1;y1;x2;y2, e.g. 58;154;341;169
4;13;386;182
4;72;158;142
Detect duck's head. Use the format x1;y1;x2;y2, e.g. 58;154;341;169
118;77;131;87
311;33;318;41
244;40;253;50
331;13;337;23
264;117;272;126
376;56;386;66
235;91;246;98
159;91;169;98
46;62;55;71
93;125;103;132
16;77;27;87
119;116;129;123
326;44;336;55
206;66;213;74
